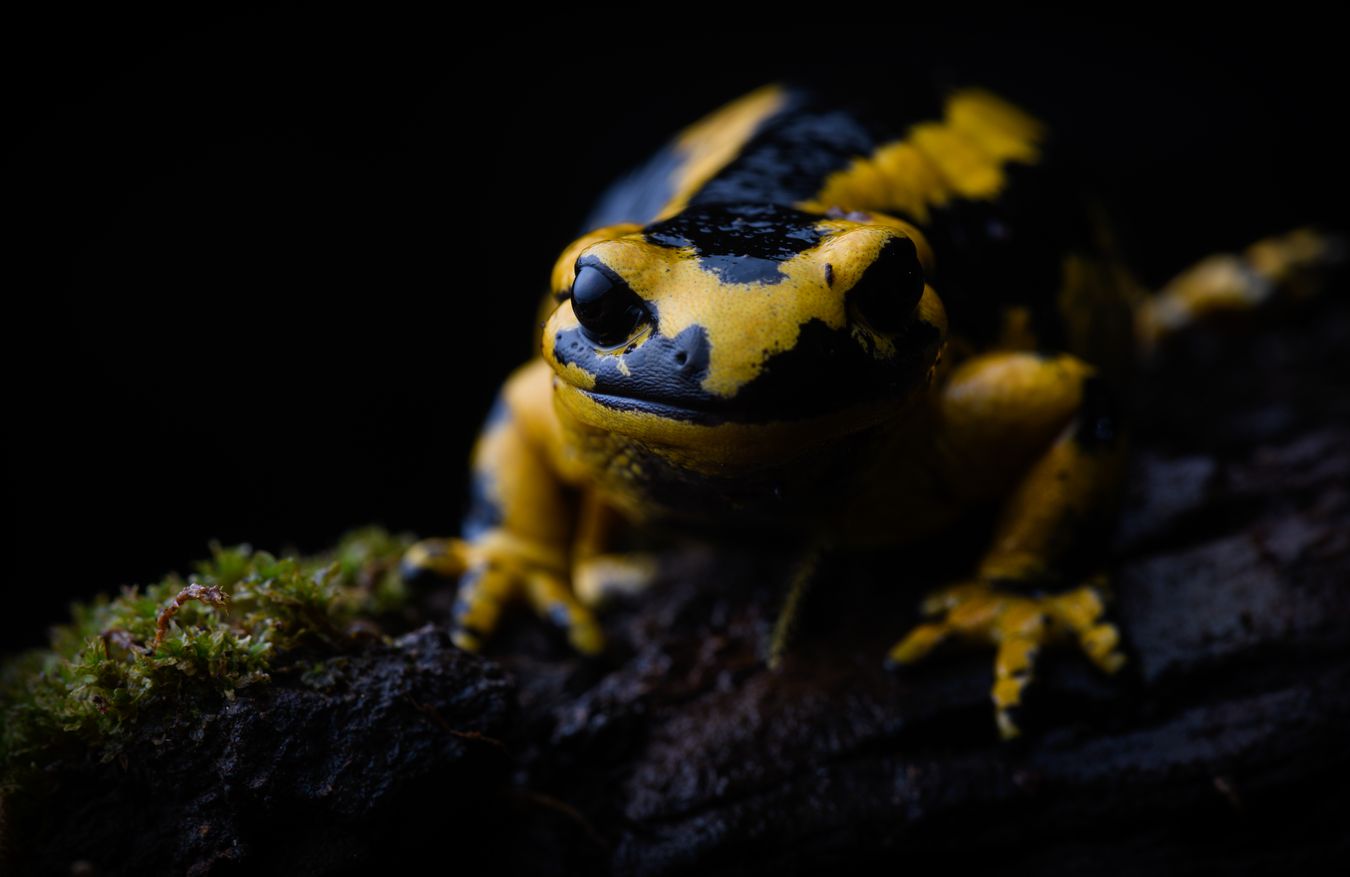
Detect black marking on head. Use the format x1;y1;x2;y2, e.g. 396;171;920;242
644;203;822;285
1074;376;1122;451
824;263;834;287
731;317;940;416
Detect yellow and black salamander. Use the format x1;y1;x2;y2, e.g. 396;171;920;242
403;80;1336;738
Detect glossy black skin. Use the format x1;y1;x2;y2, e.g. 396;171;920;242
645;202;823;285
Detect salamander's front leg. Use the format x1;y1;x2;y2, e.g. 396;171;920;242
887;352;1128;738
404;532;602;655
889;577;1124;739
402;362;603;655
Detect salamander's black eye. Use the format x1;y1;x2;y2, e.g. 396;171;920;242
571;261;649;347
847;237;925;335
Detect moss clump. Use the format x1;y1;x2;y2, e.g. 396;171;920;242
0;527;413;792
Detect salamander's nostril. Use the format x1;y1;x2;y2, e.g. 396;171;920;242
658;326;710;382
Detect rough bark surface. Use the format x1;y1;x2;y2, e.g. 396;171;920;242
9;299;1349;875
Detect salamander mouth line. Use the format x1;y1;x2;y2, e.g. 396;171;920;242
560;381;905;431
571;386;735;424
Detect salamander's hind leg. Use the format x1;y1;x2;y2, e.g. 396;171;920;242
1138;227;1345;351
887;352;1128;739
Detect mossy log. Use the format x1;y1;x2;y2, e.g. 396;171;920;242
3;299;1348;875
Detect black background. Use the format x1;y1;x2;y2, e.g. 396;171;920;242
5;10;1345;649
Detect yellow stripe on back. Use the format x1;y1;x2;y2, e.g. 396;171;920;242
800;89;1045;223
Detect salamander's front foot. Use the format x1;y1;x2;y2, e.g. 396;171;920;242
402;534;604;656
885;576;1125;739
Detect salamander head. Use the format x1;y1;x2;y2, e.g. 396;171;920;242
543;203;947;465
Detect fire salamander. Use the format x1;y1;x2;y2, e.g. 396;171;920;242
403;81;1338;738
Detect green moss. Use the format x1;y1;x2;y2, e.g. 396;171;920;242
0;527;413;790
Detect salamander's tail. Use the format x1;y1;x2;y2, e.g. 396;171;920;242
1135;228;1346;353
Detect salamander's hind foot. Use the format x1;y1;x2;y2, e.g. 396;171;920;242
1138;227;1347;351
885;576;1125;739
402;535;605;656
